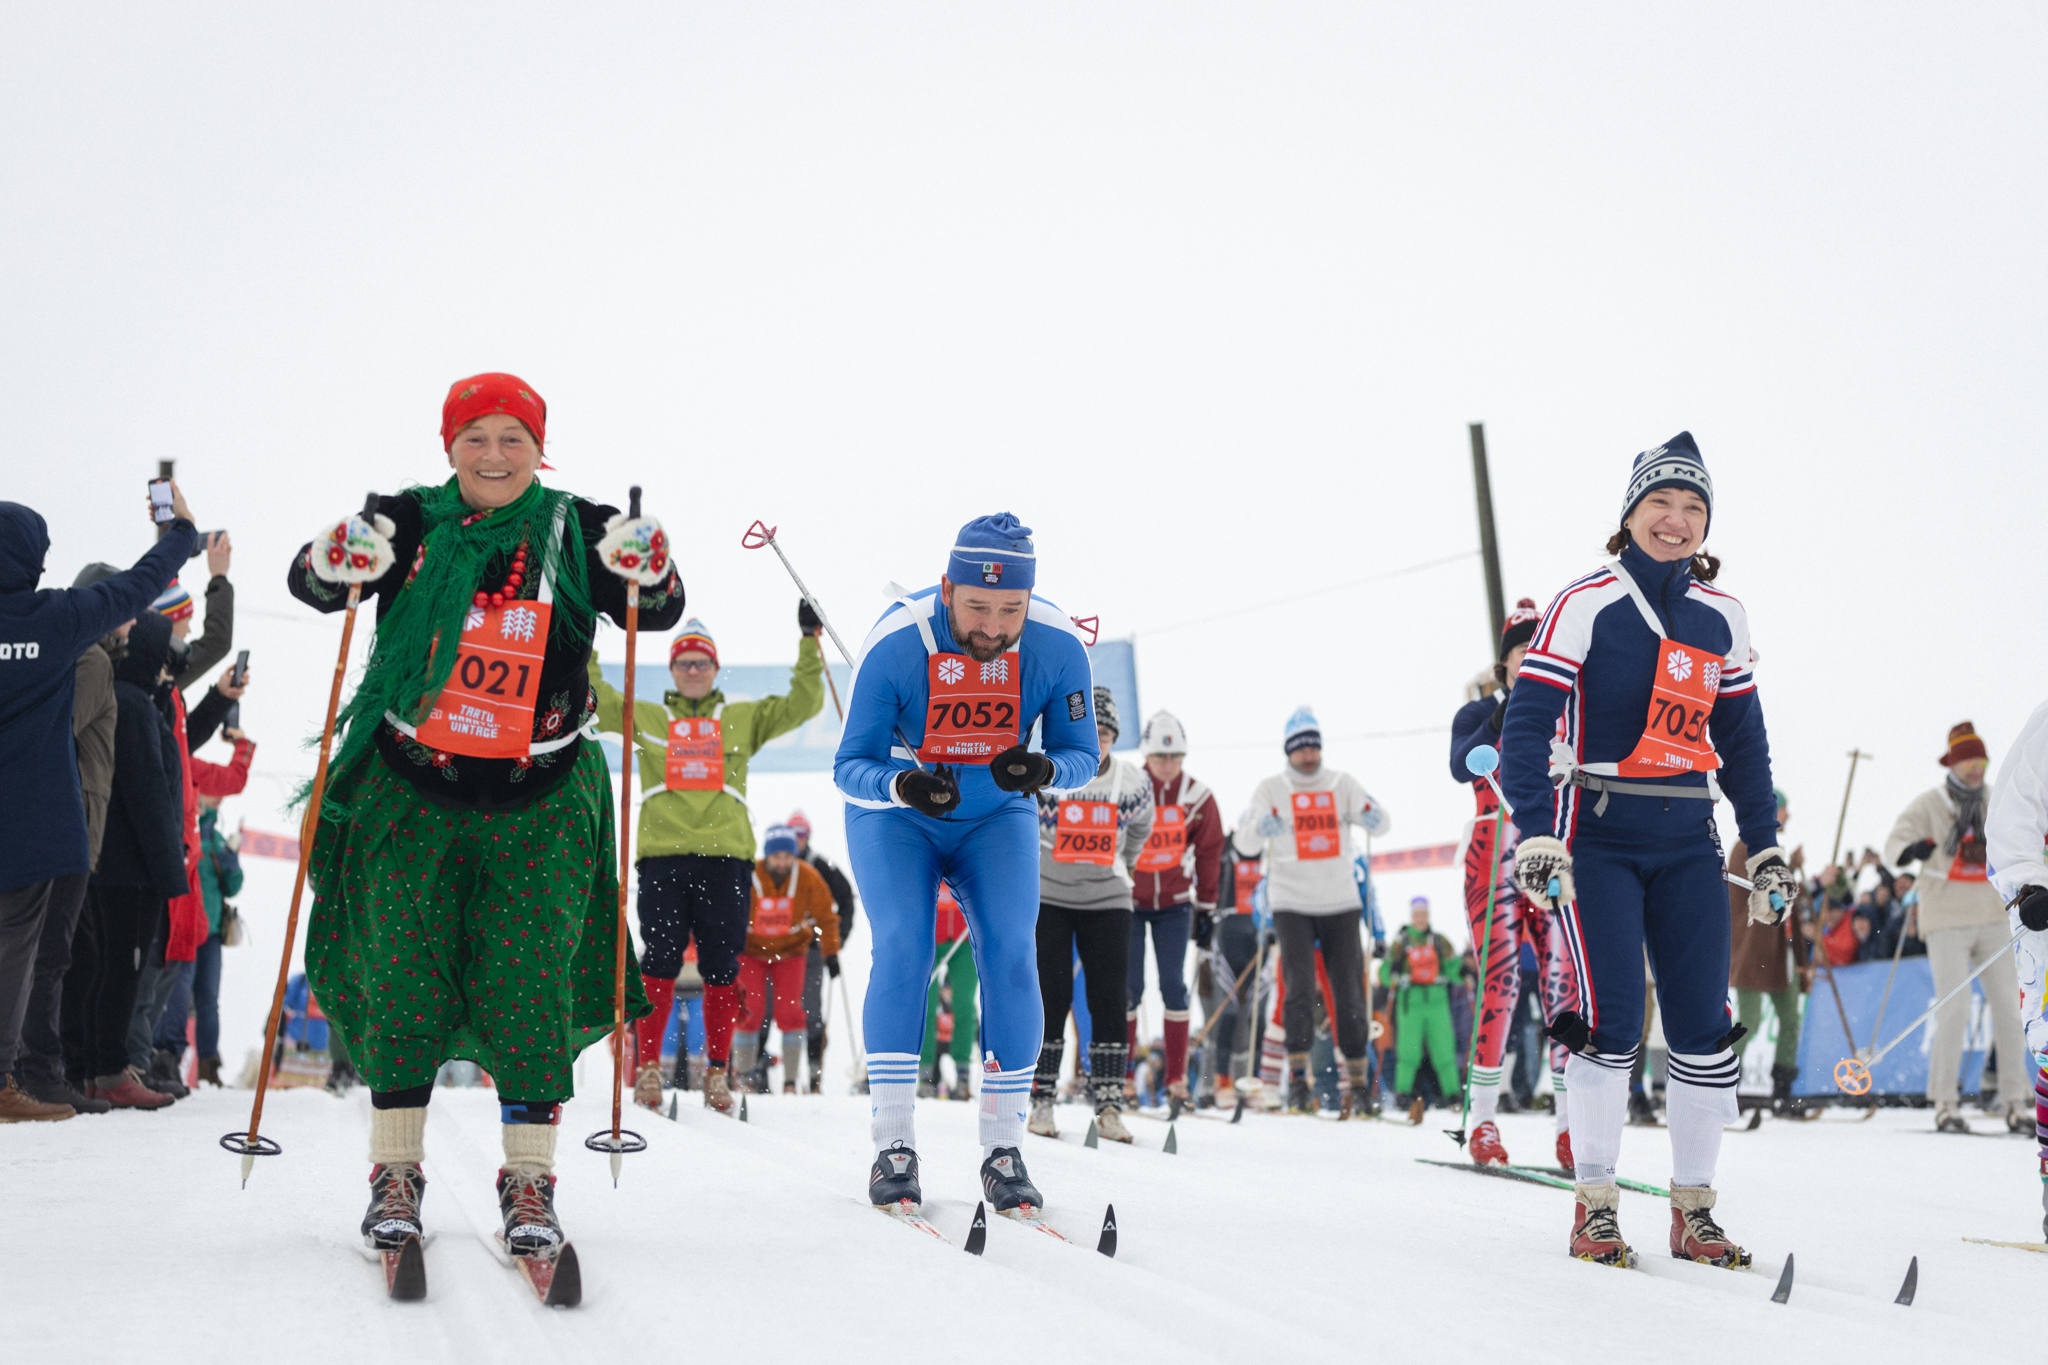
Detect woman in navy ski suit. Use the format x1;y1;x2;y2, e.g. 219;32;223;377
1500;433;1795;1271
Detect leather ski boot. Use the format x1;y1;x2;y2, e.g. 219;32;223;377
362;1162;426;1250
1569;1183;1636;1268
1669;1185;1751;1269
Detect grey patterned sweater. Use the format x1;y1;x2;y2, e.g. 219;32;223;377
1036;754;1154;910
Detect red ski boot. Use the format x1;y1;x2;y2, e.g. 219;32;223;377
1569;1183;1636;1268
1467;1120;1510;1167
1669;1186;1751;1269
1555;1128;1574;1172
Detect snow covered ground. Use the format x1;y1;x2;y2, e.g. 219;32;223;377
9;1079;2039;1365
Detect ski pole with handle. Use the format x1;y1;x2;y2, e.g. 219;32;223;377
585;487;649;1183
221;494;378;1185
1448;746;1508;1149
1834;923;2027;1094
743;520;927;770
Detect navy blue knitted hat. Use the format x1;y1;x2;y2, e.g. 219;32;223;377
1620;432;1712;533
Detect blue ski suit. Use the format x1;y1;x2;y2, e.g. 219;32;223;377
834;587;1098;1077
1499;543;1777;1060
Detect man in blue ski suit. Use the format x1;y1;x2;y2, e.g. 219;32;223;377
835;513;1097;1213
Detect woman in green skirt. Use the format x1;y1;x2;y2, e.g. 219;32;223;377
287;372;683;1261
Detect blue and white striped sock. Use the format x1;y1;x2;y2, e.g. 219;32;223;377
869;1052;919;1155
979;1058;1033;1159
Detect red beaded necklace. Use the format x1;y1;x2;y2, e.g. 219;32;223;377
473;540;530;610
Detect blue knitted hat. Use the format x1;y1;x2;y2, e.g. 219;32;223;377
946;512;1036;591
1620;432;1712;533
762;824;800;856
1283;705;1321;755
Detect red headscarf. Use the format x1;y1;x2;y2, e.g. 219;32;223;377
441;373;549;465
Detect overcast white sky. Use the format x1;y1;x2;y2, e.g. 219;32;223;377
6;3;2044;915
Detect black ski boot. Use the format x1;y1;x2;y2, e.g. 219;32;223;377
980;1145;1044;1213
1287;1075;1316;1114
1627;1088;1658;1126
495;1169;566;1258
869;1142;922;1207
361;1162;427;1250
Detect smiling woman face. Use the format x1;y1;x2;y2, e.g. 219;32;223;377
448;412;542;510
1626;487;1709;563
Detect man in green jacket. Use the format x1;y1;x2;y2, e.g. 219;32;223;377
589;607;823;1113
1380;896;1463;1123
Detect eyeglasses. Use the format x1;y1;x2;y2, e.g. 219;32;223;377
671;659;717;674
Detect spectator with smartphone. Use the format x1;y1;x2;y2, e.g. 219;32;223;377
0;485;198;1121
161;529;235;692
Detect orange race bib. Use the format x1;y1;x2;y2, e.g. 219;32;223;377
1290;790;1341;860
665;716;725;791
1407;941;1441;986
1616;638;1724;777
1949;833;1990;883
1053;798;1119;865
412;601;552;758
1137;804;1186;873
755;892;794;936
920;652;1021;762
1232;859;1263;914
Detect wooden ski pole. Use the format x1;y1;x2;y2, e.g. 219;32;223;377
586;488;649;1184
221;494;377;1185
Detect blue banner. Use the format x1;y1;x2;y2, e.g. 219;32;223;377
1791;956;1989;1098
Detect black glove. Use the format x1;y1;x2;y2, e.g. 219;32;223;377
2016;885;2048;933
895;765;960;818
1896;839;1937;865
824;954;842;978
989;744;1055;794
1193;911;1217;951
798;598;823;636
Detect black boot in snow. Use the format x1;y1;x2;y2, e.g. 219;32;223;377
361;1162;427;1251
980;1145;1045;1213
869;1143;922;1207
1770;1063;1798;1117
495;1169;566;1259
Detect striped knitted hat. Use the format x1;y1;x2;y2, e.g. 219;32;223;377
151;580;194;622
1621;431;1712;533
669;619;717;666
1283;705;1321;755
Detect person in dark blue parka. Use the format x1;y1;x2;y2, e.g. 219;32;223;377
0;489;196;1118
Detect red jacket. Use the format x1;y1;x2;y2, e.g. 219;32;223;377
1133;771;1225;911
167;684;254;963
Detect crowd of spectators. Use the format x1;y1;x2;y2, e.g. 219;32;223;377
1;487;254;1122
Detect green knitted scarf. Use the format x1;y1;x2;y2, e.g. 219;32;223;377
314;477;594;813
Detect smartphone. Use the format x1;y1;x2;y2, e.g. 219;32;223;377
148;479;175;525
230;649;250;687
223;702;241;733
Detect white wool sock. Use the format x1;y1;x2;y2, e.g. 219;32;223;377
1665;1049;1740;1187
368;1106;427;1166
1552;1066;1570;1133
1468;1064;1504;1124
979;1061;1032;1158
502;1122;557;1176
1565;1049;1633;1184
868;1051;919;1154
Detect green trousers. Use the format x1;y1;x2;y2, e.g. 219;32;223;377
1735;987;1802;1070
1393;983;1461;1099
921;941;979;1070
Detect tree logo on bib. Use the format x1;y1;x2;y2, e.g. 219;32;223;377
1702;659;1721;691
980;659;1009;685
501;606;540;641
1665;648;1693;683
937;658;965;685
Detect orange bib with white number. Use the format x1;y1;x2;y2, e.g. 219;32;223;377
1949;833;1990;883
1137;804;1185;873
755;891;794;936
1290;790;1341;860
1407;941;1441;985
920;652;1021;762
1616;638;1725;777
665;716;725;791
1053;799;1119;865
412;601;552;759
1233;859;1263;914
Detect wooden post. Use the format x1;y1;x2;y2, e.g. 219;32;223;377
1469;423;1505;646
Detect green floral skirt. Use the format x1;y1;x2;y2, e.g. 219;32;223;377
306;741;647;1100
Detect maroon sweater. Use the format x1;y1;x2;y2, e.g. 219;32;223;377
1133;770;1225;911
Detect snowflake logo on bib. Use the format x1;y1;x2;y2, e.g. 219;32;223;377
465;607;486;631
980;658;1009;685
937;658;965;685
1665;648;1693;683
501;606;540;642
1702;659;1722;692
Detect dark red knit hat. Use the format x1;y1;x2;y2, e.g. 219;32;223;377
1940;721;1987;767
441;373;547;453
1499;597;1540;661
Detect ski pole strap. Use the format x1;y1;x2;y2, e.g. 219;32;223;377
1566;770;1716;818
